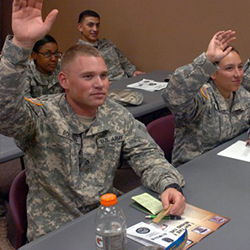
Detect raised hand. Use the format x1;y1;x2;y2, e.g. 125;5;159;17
205;30;236;63
12;0;58;49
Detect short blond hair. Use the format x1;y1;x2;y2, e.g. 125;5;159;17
61;44;102;71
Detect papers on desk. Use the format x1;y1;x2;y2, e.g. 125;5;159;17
128;193;230;249
131;193;163;215
217;140;250;162
127;78;168;92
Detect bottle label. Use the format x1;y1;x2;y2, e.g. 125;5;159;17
95;232;126;250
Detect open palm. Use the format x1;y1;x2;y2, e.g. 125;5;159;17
12;0;58;48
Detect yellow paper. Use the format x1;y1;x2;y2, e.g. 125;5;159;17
131;193;163;215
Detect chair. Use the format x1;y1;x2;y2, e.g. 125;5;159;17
9;170;28;249
146;114;175;163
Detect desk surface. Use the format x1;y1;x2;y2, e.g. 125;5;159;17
0;134;24;164
110;70;171;118
19;133;250;250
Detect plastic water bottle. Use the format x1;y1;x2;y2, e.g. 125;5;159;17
95;193;127;250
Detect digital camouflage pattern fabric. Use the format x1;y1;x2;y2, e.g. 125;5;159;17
23;60;63;97
0;36;184;241
242;58;250;92
78;39;136;82
163;53;250;167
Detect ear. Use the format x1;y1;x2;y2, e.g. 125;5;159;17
77;23;83;33
211;72;217;81
58;71;69;90
31;51;37;60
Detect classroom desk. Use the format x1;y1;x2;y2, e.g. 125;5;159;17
0;134;24;169
19;132;250;250
110;70;172;118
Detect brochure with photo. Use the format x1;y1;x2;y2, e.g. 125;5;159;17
128;193;230;249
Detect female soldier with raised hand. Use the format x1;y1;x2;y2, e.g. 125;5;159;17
163;30;250;167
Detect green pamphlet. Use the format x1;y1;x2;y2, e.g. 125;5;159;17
131;193;163;215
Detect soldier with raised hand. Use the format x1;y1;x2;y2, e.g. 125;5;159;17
163;30;250;167
0;0;185;242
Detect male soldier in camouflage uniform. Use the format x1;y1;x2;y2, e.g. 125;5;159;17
0;0;185;242
77;10;145;82
162;30;250;167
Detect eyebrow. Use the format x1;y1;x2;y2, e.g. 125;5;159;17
87;21;100;25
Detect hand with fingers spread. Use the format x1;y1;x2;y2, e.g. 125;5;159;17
12;0;58;49
206;30;236;64
160;188;186;216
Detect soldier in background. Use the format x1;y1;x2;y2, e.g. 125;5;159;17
162;30;250;167
0;0;185;242
77;10;145;82
23;34;63;97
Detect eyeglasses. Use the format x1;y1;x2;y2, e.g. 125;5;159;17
37;51;63;58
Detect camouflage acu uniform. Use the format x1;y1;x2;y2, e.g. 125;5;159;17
162;53;250;167
0;36;184;241
23;60;63;97
78;39;136;82
242;59;250;92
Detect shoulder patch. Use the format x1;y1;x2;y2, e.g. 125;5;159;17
200;86;209;100
24;97;42;106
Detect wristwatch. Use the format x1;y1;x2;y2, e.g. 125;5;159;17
164;183;183;194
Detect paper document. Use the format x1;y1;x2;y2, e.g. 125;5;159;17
128;194;230;249
127;222;187;249
127;78;168;92
131;193;163;215
217;140;250;162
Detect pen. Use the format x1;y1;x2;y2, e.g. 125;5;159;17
145;215;182;220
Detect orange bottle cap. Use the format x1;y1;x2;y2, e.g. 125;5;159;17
100;193;117;206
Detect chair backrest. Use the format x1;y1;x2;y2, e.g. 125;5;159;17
147;114;175;163
9;170;28;249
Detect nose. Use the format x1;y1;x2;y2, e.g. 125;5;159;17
94;76;104;88
50;54;57;61
234;68;242;78
92;25;98;31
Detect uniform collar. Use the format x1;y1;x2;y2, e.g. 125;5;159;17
209;81;246;112
58;94;111;135
78;39;100;48
29;60;59;88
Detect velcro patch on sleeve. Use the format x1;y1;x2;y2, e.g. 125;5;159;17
200;86;209;100
24;97;42;106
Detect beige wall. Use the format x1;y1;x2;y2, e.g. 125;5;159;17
43;0;250;72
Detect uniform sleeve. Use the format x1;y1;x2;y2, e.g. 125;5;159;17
242;59;250;92
112;43;136;77
122;113;185;194
0;36;39;143
23;65;33;97
162;53;218;121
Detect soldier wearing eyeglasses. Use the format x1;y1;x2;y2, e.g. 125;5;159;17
23;34;64;98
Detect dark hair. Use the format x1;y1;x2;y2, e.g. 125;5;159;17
33;35;58;53
224;46;239;55
78;10;100;23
